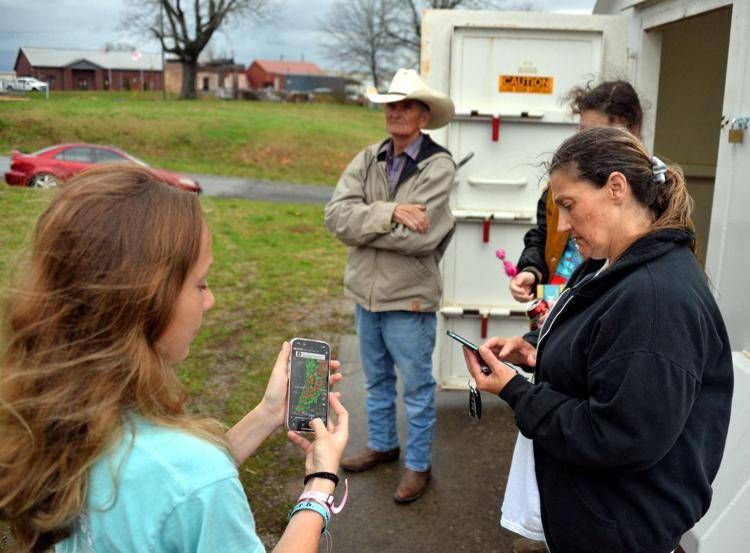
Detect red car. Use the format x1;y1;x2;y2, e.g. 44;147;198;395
4;144;201;193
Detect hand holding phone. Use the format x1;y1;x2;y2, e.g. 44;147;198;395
446;330;492;375
447;331;522;376
286;338;331;432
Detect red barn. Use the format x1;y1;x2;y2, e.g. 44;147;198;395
246;59;323;90
13;47;163;91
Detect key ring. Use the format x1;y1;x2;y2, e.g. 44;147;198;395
468;378;482;420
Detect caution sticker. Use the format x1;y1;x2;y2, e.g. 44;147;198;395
499;75;554;94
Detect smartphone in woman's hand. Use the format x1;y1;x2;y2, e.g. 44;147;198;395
286;338;331;432
446;330;492;375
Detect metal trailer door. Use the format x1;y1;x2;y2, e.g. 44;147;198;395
421;10;627;388
684;1;750;550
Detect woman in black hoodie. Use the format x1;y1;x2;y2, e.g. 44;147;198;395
466;127;733;553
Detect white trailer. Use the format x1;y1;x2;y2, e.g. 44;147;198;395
423;1;748;550
423;10;629;389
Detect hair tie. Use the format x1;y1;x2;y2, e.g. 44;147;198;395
652;155;667;185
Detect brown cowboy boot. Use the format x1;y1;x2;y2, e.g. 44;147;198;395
340;447;400;473
393;468;431;503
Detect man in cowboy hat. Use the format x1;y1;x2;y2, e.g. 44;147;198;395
325;68;455;503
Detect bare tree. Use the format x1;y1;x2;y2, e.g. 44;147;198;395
319;0;401;89
121;0;270;99
386;0;534;64
320;0;533;88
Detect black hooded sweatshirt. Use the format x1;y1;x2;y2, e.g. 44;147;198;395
499;229;733;553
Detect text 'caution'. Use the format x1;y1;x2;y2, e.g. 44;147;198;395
499;75;554;94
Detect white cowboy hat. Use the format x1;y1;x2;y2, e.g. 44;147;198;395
366;68;455;130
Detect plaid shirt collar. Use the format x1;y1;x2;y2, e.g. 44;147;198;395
382;133;423;162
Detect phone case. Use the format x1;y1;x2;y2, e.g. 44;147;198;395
285;338;331;433
447;330;491;375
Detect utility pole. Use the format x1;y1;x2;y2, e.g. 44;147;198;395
160;1;166;100
232;47;238;100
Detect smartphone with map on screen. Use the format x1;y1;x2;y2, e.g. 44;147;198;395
286;338;331;432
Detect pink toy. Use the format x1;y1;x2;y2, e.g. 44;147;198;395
495;249;518;278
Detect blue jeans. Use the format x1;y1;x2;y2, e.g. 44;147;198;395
355;305;437;472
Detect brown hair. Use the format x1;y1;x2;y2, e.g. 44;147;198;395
0;165;225;551
549;126;695;250
567;80;643;137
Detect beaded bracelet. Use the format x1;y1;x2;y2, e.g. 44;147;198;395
288;500;330;533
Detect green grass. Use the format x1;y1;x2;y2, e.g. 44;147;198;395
0;187;354;547
0;91;386;184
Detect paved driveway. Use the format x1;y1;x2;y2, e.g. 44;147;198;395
188;171;333;203
324;335;520;552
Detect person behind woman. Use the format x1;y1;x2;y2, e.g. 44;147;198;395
0;165;349;552
467;127;733;553
509;80;643;302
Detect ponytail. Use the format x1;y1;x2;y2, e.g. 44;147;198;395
550;127;696;253
651;165;696;252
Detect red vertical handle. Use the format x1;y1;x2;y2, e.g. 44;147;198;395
481;316;488;339
492;116;500;142
483;218;490;243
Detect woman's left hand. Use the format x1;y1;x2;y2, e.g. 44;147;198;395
463;343;519;396
259;342;343;430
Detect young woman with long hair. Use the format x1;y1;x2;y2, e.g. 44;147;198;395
0;165;348;552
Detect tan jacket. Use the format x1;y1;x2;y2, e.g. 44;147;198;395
324;136;456;312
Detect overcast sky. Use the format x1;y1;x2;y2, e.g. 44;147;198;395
0;0;596;72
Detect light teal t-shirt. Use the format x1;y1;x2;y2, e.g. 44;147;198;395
56;416;266;553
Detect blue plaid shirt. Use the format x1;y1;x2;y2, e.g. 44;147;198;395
384;133;423;192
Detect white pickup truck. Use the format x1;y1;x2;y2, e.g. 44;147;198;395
2;76;48;92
